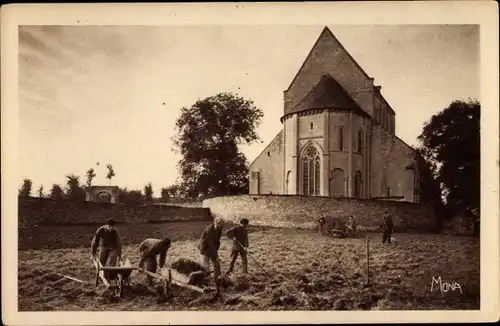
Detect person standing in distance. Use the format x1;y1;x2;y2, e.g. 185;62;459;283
377;210;394;244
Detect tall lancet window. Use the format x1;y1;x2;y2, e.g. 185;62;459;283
302;145;321;196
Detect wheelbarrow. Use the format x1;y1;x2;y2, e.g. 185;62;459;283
93;258;137;298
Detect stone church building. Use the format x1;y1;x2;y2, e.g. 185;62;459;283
249;27;420;203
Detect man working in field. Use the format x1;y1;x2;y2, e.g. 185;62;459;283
137;237;172;286
198;217;224;283
225;218;250;274
377;210;394;244
345;215;357;237
90;218;122;280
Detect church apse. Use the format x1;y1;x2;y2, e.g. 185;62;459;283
248;26;420;203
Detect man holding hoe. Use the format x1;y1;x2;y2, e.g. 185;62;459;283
225;218;250;274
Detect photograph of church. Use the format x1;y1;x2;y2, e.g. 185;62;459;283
249;27;420;202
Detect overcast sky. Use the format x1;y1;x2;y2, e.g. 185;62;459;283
18;24;479;195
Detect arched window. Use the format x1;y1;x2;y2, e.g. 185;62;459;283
357;129;363;153
302;160;309;195
329;168;345;197
314;158;320;195
338;127;344;151
301;145;321;196
354;171;362;198
285;170;291;195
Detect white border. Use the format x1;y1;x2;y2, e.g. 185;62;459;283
2;2;499;324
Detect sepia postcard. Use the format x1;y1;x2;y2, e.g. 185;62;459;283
1;1;499;325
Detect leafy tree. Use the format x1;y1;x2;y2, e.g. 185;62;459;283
19;179;33;198
160;187;170;202
50;184;63;200
65;174;86;201
38;185;44;198
127;190;143;204
86;168;96;188
118;187;143;204
144;182;153;202
417;99;480;214
172;92;263;198
106;164;115;185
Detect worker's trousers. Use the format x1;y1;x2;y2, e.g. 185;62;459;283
200;253;221;282
99;247;118;280
227;250;248;274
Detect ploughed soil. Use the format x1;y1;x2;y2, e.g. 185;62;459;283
18;224;479;311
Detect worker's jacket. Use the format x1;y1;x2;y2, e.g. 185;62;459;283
379;215;394;231
225;225;249;252
138;238;169;268
198;223;222;258
91;225;122;256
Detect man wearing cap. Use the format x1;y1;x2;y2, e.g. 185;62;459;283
377;210;394;244
137;237;172;286
91;218;122;280
225;218;250;274
198;218;224;282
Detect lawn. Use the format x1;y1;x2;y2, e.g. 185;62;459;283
18;225;480;311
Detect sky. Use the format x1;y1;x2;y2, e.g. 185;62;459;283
18;25;479;196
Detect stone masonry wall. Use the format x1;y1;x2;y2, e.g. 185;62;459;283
203;195;439;233
19;197;212;228
370;124;417;201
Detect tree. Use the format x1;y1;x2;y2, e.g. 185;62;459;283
86;168;96;188
144;182;153;202
106;164;115;185
19;179;33;198
118;187;143;204
127;189;143;204
38;185;44;198
160;187;170;202
417;99;480;214
65;174;86;201
172;92;264;198
50;184;63;200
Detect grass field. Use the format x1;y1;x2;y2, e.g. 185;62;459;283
18;224;480;311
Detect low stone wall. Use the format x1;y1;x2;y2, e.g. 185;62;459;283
19;197;212;228
203;195;439;233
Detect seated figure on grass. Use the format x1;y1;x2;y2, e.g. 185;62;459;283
137;237;172;286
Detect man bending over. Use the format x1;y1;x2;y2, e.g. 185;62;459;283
138;237;172;286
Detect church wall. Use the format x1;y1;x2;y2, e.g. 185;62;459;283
370;125;418;201
204;195;439;232
284;31;375;117
284;115;298;194
249;130;284;195
297;112;324;140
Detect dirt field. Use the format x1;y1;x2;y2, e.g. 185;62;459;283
18;226;480;311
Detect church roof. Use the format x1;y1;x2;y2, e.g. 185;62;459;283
284;74;369;118
283;26;396;117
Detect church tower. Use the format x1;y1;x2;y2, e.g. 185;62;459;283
249;27;419;203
